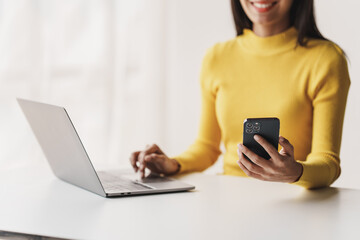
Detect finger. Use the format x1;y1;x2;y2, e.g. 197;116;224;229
238;144;270;169
138;144;163;177
129;151;141;172
140;153;166;178
237;159;266;181
138;144;161;164
144;153;166;172
237;148;265;176
145;143;164;155
253;135;279;159
143;160;159;174
139;159;147;178
278;136;294;156
137;151;146;177
279;147;286;155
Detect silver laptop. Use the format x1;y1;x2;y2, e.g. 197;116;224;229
17;98;195;197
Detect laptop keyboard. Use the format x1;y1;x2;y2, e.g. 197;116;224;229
97;172;153;192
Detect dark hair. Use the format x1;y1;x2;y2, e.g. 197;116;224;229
231;0;327;46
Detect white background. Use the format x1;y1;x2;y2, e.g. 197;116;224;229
0;0;358;188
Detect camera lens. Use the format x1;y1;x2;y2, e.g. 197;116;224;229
254;126;260;131
246;123;253;128
246;128;253;134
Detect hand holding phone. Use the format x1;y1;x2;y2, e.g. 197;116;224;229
242;118;280;160
239;118;303;183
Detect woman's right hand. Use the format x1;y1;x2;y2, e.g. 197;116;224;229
130;144;180;178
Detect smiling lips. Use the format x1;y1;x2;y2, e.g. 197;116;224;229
249;1;278;13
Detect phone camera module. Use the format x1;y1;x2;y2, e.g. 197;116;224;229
245;128;253;134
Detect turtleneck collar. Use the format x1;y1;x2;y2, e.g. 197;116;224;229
238;26;298;55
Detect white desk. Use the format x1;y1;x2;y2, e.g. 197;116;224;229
1;164;360;240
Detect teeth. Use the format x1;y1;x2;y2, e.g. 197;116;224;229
253;2;274;8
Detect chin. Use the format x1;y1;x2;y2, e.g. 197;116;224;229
252;16;277;25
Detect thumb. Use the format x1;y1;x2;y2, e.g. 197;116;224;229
279;136;294;156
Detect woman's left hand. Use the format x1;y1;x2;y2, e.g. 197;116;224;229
237;135;303;183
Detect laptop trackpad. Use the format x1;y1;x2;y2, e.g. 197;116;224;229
100;169;177;189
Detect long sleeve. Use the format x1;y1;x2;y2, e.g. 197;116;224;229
173;48;222;173
293;44;351;188
171;28;350;185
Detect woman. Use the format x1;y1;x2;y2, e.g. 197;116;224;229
130;0;350;189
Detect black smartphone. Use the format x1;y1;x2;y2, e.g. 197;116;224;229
243;118;280;160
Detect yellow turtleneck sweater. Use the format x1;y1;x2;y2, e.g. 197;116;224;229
173;27;350;189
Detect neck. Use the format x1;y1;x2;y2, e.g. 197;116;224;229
252;17;291;37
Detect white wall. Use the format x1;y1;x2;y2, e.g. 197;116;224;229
164;0;234;168
0;0;168;169
315;0;360;189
